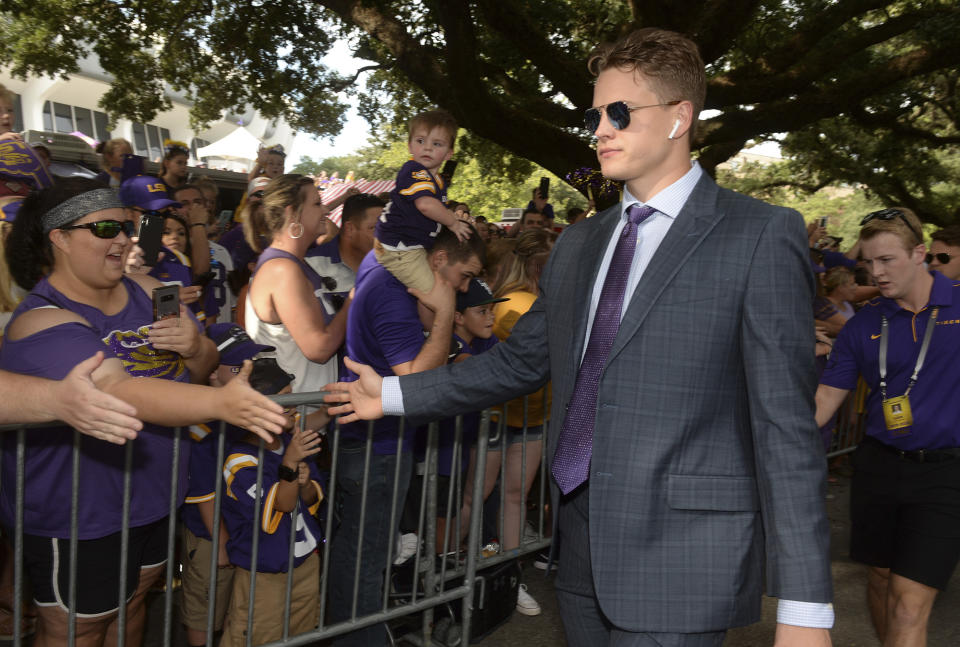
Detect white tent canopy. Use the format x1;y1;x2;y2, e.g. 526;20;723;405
196;127;262;163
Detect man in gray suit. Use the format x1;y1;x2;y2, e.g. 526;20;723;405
326;28;832;646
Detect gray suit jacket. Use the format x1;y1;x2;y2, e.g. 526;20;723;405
400;173;833;632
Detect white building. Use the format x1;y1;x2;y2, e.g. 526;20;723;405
2;51;295;173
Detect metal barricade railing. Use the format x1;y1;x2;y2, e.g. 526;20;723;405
0;391;555;647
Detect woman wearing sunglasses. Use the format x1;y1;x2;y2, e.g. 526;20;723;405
0;177;287;647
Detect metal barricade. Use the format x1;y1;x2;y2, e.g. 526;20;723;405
0;391;554;647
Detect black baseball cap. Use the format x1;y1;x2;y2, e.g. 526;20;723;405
456;278;509;312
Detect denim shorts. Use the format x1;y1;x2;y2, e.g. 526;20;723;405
491;423;544;446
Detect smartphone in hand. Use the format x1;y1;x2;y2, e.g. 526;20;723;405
539;177;550;201
152;285;180;321
138;214;165;267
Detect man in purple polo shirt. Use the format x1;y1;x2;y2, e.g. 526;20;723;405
816;207;960;645
328;224;484;647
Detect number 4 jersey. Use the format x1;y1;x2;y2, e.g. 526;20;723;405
221;434;324;573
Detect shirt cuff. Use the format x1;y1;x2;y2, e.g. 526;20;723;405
382;376;405;416
777;600;834;629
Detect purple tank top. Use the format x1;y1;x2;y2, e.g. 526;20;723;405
0;277;195;539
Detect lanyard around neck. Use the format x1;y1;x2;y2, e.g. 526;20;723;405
879;307;939;399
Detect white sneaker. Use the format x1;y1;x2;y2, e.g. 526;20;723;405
394;533;419;565
515;583;541;616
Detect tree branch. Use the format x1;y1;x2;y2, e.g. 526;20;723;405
700;40;960;150
329;64;385;92
475;0;593;108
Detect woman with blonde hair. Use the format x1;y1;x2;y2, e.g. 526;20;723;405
245;174;350;394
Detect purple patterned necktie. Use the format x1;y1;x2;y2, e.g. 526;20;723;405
552;204;655;494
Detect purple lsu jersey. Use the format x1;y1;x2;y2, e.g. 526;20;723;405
375;160;447;249
181;422;246;540
221;435;324;572
0;277;199;539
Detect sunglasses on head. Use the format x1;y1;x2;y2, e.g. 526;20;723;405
859;208;923;245
251;190;265;199
584;100;680;132
60;220;136;239
926;252;955;265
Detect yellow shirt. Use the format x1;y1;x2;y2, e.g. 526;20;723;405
492;290;551;427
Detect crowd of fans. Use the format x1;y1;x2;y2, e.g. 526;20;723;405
0;86;594;645
2;74;958;646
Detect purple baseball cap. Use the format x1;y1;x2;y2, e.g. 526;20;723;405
207;323;275;366
119;175;181;212
0;141;55;193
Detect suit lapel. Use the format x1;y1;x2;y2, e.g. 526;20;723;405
567;204;622;376
607;175;723;364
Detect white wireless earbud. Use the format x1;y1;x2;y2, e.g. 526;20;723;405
667;120;681;140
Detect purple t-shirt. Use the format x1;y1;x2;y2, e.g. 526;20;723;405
181;422;245;540
820;271;960;450
375;160;447;249
221;434;323;572
341;252;425;453
0;277;200;539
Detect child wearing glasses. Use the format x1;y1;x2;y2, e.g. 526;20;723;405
374;110;473;324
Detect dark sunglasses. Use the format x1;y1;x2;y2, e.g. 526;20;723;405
60;220;136;239
584;100;680;132
251;190;265;199
926;252;955;265
860;208;923;245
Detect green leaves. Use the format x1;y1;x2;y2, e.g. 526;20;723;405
3;0;959;221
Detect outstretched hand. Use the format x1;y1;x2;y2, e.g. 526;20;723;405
322;357;385;424
219;360;287;441
53;352;142;444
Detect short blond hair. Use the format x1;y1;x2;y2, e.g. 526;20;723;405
860;207;923;250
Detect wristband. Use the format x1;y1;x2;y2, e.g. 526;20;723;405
278;464;298;482
190;222;206;228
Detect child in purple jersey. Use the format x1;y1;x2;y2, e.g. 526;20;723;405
0;178;286;647
147;213;212;325
374;109;472;301
179;323;284;647
219;399;325;647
